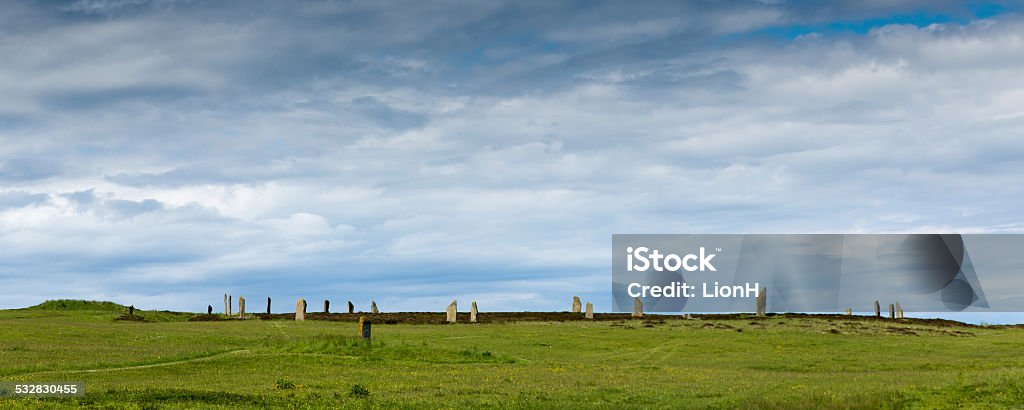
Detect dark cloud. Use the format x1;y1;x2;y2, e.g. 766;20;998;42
0;191;50;210
0;158;64;182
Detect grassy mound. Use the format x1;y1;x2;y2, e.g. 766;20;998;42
29;300;128;311
25;299;194;322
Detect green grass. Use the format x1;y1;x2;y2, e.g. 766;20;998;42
1;302;1023;408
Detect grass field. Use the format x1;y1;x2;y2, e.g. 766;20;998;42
2;301;1024;409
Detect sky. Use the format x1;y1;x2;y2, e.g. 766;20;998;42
2;0;1024;321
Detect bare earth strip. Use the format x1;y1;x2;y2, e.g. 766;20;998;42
13;349;253;377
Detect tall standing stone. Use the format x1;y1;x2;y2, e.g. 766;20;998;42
238;296;245;319
896;302;904;319
347;301;354;314
572;296;582;313
845;308;852;316
228;295;233;316
267;297;272;315
756;287;767;317
470;301;478;322
295;298;306;321
446;300;457;323
585;302;594;319
324;300;330;314
224;294;229;315
889;303;895;319
874;300;881;317
632;297;643;318
371;301;379;314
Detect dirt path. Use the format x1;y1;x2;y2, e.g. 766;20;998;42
14;349;252;377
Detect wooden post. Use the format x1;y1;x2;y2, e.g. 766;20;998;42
359;316;371;340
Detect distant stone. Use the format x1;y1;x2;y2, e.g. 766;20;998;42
845;308;852;316
585;302;594;319
446;300;457;323
207;305;213;315
632;297;643;318
348;301;354;314
572;296;582;313
238;296;246;319
755;287;767;317
295;298;306;321
470;301;478;322
896;302;904;319
324;299;330;314
228;295;233;316
874;300;880;317
266;297;271;315
889;303;895;319
223;294;229;316
371;301;379;314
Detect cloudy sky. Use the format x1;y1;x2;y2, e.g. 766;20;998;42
2;0;1023;317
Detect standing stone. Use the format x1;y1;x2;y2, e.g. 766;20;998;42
347;301;354;314
755;287;767;317
470;301;478;322
889;303;895;319
572;296;582;313
585;302;594;319
238;296;245;319
295;298;306;321
359;316;372;340
446;300;458;323
845;308;852;316
371;301;379;314
896;302;904;319
632;297;643;318
207;305;213;315
874;300;881;317
267;297;272;315
228;295;233;316
223;294;229;315
324;300;330;314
